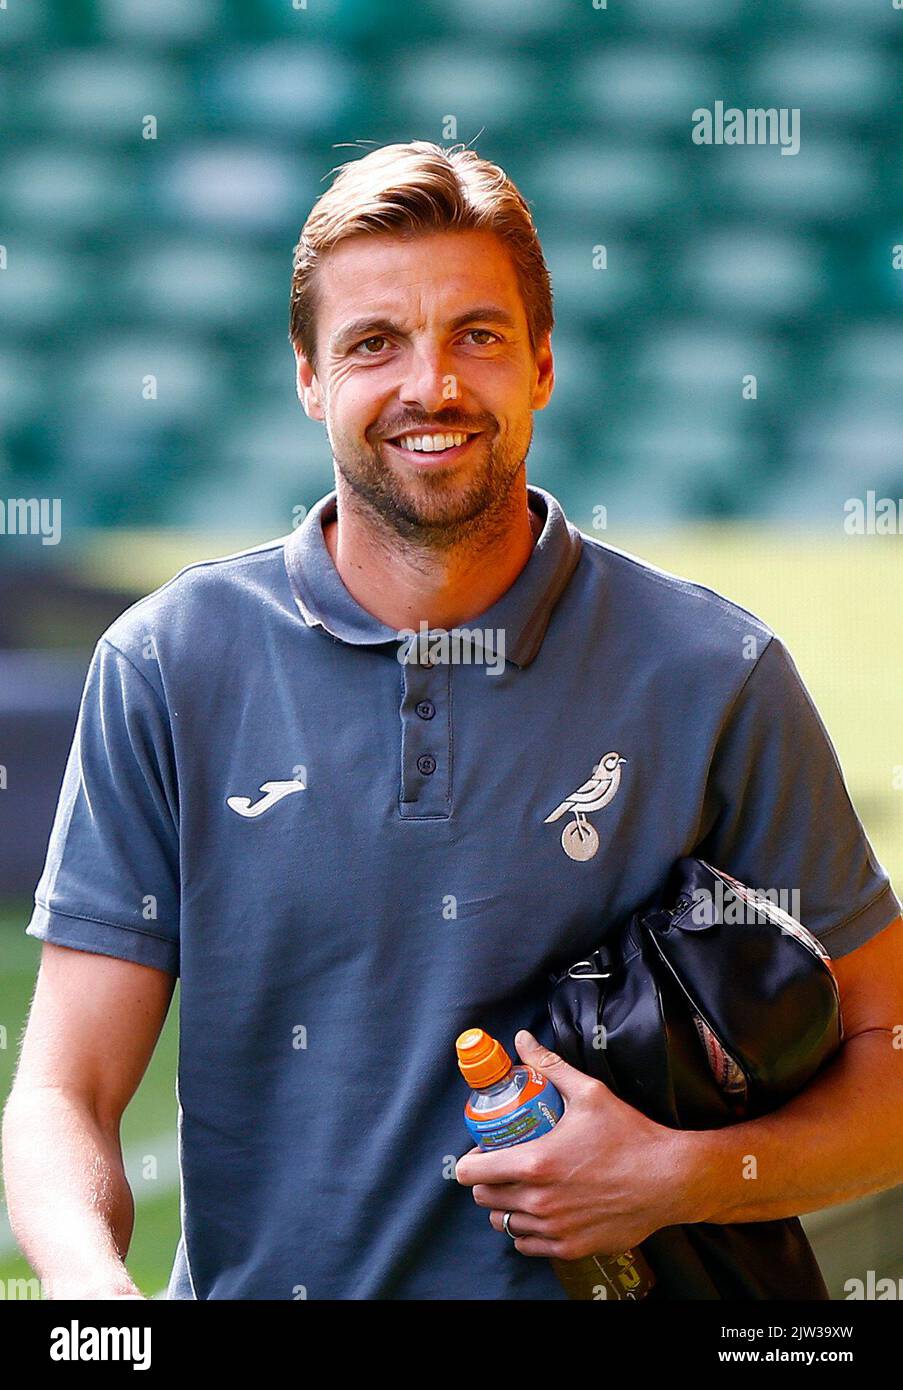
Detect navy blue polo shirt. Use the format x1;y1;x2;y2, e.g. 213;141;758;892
26;483;902;1300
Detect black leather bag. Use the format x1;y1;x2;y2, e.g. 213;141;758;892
548;857;844;1300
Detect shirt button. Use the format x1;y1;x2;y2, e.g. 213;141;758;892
415;700;435;720
417;754;437;776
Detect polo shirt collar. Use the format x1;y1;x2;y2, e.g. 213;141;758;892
283;484;582;669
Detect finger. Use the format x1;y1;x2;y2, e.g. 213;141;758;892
502;1234;566;1258
471;1181;543;1209
488;1210;548;1240
455;1148;538;1186
514;1029;596;1102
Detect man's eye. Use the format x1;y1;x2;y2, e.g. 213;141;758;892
355;335;389;355
465;330;499;345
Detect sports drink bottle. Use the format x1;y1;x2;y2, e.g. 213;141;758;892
456;1027;656;1301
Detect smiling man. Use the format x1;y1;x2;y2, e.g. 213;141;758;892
4;141;903;1302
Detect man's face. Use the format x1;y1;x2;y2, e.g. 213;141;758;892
295;228;554;540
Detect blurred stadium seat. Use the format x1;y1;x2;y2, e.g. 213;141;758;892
444;0;561;36
32;51;190;139
711;141;872;222
0;244;90;328
797;0;899;29
0;1;899;529
119;239;277;327
96;0;220;44
576;48;722;134
204;45;356;133
155;143;309;229
679;229;823;317
389;48;542;132
2;148;140;228
622;0;744;32
531;145;681;223
749;40;893;122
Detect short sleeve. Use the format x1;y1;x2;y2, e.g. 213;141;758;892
694;634;901;958
26;637;180;976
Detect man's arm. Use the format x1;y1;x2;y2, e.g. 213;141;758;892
2;941;176;1299
681;914;903;1225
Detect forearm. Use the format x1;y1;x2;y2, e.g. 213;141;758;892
2;1085;141;1298
677;1030;903;1225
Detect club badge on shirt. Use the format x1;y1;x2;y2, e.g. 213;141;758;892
544;752;626;861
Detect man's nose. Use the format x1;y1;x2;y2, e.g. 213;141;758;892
397;343;460;413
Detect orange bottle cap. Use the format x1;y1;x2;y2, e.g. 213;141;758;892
456;1028;512;1088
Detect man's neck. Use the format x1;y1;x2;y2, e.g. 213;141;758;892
321;483;542;633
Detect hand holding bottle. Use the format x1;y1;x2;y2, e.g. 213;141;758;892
455;1027;670;1300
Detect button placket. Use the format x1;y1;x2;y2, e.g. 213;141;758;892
398;655;451;817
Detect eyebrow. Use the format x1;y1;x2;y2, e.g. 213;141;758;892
330;305;519;353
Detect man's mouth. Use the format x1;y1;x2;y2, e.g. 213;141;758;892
382;430;481;463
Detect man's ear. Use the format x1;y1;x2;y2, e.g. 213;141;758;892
531;331;554;413
295;350;325;422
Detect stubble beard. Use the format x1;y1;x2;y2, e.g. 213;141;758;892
330;421;534;554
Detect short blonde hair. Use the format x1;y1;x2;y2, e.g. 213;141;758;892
289;140;554;371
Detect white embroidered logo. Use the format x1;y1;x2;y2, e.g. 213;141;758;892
544;752;626;861
227;779;307;819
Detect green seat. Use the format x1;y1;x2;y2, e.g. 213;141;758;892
576;47;720;133
680;229;821;317
532;144;679;222
386;49;539;132
156;145;308;230
208;44;354;132
749;39;892;118
33;51;189;139
542;233;649;321
623;0;742;33
119;239;279;328
0;243;89;329
95;0;220;43
713;140;869;221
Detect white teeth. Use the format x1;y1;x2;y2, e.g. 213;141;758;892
393;432;470;453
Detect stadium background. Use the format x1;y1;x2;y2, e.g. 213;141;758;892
1;0;901;1297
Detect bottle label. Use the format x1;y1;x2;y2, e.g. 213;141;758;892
465;1070;564;1149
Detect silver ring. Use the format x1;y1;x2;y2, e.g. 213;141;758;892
502;1211;518;1241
